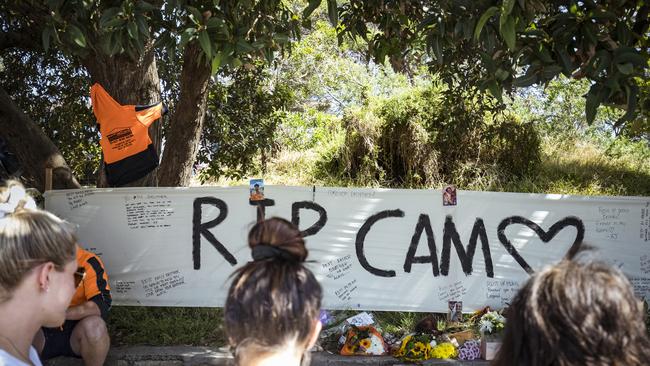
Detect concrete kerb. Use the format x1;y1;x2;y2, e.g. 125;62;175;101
43;346;490;366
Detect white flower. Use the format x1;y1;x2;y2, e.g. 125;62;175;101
365;334;386;355
479;319;494;334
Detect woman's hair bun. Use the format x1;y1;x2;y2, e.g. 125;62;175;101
248;217;307;262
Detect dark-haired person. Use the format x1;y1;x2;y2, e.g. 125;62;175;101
34;246;111;366
0;181;79;365
224;217;322;366
492;254;650;366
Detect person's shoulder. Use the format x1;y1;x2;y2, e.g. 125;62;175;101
77;247;101;262
0;348;38;366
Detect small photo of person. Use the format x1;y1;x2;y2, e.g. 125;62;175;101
249;179;265;201
443;185;457;206
448;301;463;322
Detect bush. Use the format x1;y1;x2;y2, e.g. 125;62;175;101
314;108;385;185
480;115;541;178
317;85;542;187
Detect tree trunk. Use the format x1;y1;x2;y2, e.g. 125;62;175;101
157;42;211;187
83;41;163;187
0;86;80;191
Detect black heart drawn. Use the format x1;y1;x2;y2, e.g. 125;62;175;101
497;216;585;274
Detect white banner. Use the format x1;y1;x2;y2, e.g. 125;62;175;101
45;186;650;312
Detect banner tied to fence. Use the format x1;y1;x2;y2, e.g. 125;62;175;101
45;186;650;312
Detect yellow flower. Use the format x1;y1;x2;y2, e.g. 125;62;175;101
414;342;426;353
397;335;412;355
359;338;371;349
431;342;458;359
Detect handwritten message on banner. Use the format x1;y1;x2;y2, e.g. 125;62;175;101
45;187;650;312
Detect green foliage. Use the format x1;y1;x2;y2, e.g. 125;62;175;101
196;64;293;181
316;107;385;185
480;115;541;178
276;108;342;151
0;50;100;185
336;0;650;130
2;0;303;72
316;85;541;187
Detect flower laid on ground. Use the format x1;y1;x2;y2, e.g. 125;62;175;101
340;325;387;356
393;334;435;362
458;339;481;360
430;342;458;359
478;310;505;335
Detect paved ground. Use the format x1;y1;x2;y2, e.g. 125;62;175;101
43;346;490;365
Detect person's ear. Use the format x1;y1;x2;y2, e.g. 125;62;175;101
306;319;322;350
36;262;54;292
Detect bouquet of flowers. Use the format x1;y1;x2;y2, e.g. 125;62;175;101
393;334;435;362
457;339;481;360
430;341;458;359
478;310;505;335
340;325;387;356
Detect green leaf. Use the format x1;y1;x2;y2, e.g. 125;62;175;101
430;36;443;63
557;48;574;75
592;50;611;76
541;65;563;80
616;62;634;75
474;6;499;41
67;24;86;48
501;0;515;16
187;6;203;24
99;7;121;28
273;34;289;43
462;19;475;40
500;15;516;50
582;23;597;46
42;26;53;52
230;57;243;68
179;27;196;48
614;50;648;66
235;39;255;53
486;79;503;102
136;1;157;12
136;15;150;38
512;70;538;87
585;85;603;124
588;9;616;21
102;18;126;29
198;30;212;58
327;0;338;26
131;35;144;55
222;43;234;56
303;0;321;19
615;83;638;127
211;52;223;75
127;21;138;41
536;44;553;63
205;17;224;29
495;68;509;81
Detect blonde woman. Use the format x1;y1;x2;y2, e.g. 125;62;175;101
0;181;79;365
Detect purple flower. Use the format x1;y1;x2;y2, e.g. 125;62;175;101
458;340;481;360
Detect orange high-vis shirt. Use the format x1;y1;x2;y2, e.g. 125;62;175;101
90;83;164;186
70;246;112;319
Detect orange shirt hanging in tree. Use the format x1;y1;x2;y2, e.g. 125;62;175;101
90;83;165;186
